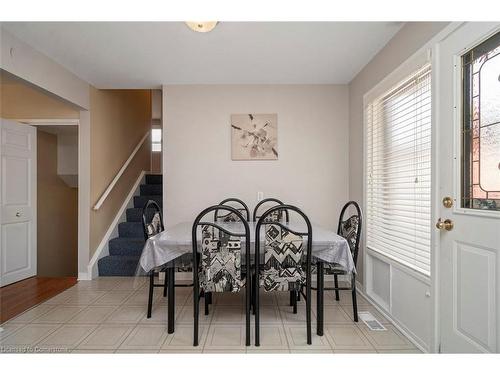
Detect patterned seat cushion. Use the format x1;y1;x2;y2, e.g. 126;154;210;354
146;212;162;237
340;215;359;253
200;225;244;292
216;208;248;222
258;209;284;223
261;224;304;292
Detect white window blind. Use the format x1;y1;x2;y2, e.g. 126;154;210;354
366;64;432;275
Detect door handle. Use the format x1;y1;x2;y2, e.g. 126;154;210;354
436;218;453;231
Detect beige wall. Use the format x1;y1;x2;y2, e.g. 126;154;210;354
2;73;153;264
89;88;151;256
37;131;78;277
163;84;349;228
151;151;161;173
348;22;450;282
1;70;81;119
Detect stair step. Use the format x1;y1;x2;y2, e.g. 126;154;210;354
134;195;162;208
118;222;144;238
145;174;162;185
109;237;145;256
126;207;143;222
127;207;162;222
98;255;140;276
140;184;162;195
99;174;163;277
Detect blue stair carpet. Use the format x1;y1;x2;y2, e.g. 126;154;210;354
98;174;162;276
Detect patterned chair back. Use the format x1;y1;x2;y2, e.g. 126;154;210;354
214;198;250;223
141;200;164;240
255;205;312;293
336;201;362;265
252;198;290;223
193;205;251;293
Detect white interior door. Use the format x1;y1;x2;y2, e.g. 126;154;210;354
437;23;500;353
0;118;37;286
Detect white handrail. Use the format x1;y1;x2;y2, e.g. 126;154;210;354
93;131;150;211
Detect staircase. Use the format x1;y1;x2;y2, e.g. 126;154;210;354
98;174;162;276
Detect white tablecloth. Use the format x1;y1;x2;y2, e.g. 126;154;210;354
139;220;356;274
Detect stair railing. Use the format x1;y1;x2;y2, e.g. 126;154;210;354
93;131;150;211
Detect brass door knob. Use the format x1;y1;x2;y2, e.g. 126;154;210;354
436;218;453;231
442;196;453;208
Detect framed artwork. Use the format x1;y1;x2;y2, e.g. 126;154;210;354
231;113;278;160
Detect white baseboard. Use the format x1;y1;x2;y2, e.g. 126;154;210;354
86;170;147;279
77;272;92;281
355;279;429;353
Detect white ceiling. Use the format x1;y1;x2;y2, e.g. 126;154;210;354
2;22;402;88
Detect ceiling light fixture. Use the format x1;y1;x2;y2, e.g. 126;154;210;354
185;21;218;33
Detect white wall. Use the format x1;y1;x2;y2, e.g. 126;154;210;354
162;84;349;228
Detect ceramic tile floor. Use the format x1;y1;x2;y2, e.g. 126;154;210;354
0;277;421;354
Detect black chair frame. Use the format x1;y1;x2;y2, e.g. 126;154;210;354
214;198;250;222
311;201;362;328
192;205;252;347
252;198;290;222
141;200;192;319
254;204;313;346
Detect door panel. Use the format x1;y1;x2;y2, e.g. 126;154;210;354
2;222;31;274
0;119;37;286
2;156;30;205
437;22;500;353
454;241;496;351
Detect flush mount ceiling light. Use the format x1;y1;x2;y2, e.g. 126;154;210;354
185;21;218;33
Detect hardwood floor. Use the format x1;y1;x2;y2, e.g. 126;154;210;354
0;276;77;323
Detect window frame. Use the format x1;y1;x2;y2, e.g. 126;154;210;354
363;56;433;278
460;31;500;212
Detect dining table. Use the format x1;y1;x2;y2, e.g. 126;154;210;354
138;220;356;336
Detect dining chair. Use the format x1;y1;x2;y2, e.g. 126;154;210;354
252;197;290;222
254;205;313;346
312;201;362;322
214;198;250;222
141;200;192;319
192;205;252;346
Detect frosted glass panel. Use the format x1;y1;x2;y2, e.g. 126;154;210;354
462;31;500;211
479;53;500;127
480;123;500;191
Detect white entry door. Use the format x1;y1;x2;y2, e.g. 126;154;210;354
436;23;500;352
0;119;37;286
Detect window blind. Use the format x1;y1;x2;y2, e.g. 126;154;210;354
366;64;432;275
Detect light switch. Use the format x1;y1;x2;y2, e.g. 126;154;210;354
257;192;264;201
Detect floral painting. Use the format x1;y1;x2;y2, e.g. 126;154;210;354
231;113;278;160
